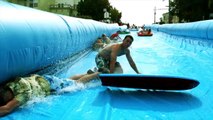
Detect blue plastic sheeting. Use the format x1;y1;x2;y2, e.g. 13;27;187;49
0;1;118;83
1;1;213;119
1;31;213;120
151;20;213;40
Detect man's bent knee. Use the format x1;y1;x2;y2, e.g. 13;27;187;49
98;67;110;73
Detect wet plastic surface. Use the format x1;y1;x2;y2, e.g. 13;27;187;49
2;31;213;120
1;1;213;120
0;1;118;83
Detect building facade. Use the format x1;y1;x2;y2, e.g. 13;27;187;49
49;0;81;16
7;0;81;17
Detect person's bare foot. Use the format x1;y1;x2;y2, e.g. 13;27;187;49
87;69;94;74
98;68;110;73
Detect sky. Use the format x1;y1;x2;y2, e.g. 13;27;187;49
108;0;169;26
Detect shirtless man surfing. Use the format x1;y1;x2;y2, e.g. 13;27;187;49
95;35;140;74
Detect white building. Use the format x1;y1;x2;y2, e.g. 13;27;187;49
50;0;82;16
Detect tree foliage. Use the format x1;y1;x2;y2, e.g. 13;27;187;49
170;0;209;22
77;0;110;20
110;7;122;23
77;0;121;22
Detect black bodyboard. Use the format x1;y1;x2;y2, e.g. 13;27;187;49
99;74;199;90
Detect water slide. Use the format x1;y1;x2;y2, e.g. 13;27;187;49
0;1;118;83
1;1;213;120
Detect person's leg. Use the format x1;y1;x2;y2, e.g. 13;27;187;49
98;67;110;73
76;72;100;83
69;74;87;80
43;75;76;93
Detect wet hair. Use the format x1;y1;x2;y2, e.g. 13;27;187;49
102;34;106;37
0;87;6;106
124;35;134;42
0;86;12;106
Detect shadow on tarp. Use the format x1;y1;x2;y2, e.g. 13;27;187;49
93;88;202;112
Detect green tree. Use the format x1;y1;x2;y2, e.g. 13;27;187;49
77;0;121;23
77;0;111;20
171;0;209;22
110;7;122;23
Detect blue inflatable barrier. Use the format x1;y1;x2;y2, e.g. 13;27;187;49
151;20;213;40
0;1;119;83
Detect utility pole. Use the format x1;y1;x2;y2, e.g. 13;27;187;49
154;6;156;23
168;0;172;23
154;7;168;24
154;0;170;24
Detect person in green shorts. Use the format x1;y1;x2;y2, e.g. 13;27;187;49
0;71;100;116
95;35;141;74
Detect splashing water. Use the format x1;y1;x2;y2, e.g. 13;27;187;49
59;79;102;93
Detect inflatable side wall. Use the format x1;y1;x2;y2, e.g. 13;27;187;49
151;20;213;40
0;1;119;83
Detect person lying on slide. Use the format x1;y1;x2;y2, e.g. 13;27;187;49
0;71;101;117
101;33;111;44
93;37;109;51
95;35;141;74
110;32;122;42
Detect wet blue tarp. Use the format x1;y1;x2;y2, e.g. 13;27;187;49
1;1;213;120
151;21;213;40
2;31;213;120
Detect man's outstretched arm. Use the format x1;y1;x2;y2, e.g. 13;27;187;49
126;50;141;74
0;98;20;117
